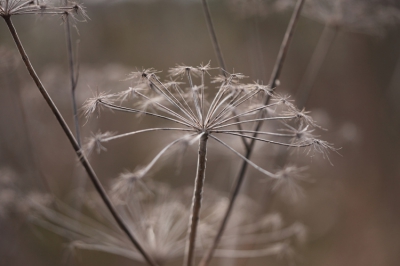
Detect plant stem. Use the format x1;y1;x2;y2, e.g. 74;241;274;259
184;133;209;266
63;11;82;147
295;24;338;109
3;16;158;266
272;24;337;169
201;0;226;75
199;1;305;265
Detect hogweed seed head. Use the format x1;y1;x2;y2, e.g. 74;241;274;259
26;182;306;264
0;0;88;20
83;63;335;185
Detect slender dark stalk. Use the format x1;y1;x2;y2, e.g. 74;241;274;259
199;1;305;265
201;0;226;75
3;16;158;266
268;0;304;90
183;133;209;266
295;24;338;109
63;11;82;147
272;24;337;169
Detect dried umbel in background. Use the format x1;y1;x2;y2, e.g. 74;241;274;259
21;181;306;265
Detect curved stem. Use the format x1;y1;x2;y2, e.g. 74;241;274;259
3;16;158;266
183;133;208;266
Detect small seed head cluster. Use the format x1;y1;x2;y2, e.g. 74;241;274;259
0;0;87;20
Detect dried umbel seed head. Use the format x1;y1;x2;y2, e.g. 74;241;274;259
110;169;147;203
27;181;307;264
83;63;335;186
0;0;88;20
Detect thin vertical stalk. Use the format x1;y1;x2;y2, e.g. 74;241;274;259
201;0;226;75
184;133;209;266
63;11;82;147
3;16;158;266
199;1;305;265
295;24;338;109
201;0;250;150
268;0;305;90
270;24;337;169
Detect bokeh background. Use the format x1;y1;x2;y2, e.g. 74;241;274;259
1;0;400;266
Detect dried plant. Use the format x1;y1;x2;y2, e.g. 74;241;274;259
0;1;340;265
25;181;306;265
0;0;87;19
83;63;334;266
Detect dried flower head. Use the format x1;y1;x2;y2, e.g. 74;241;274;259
0;0;87;20
83;63;334;191
82;91;114;119
81;63;334;265
28;182;306;264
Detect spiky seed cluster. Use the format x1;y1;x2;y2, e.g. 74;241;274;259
83;63;336;186
0;0;87;20
26;182;305;264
